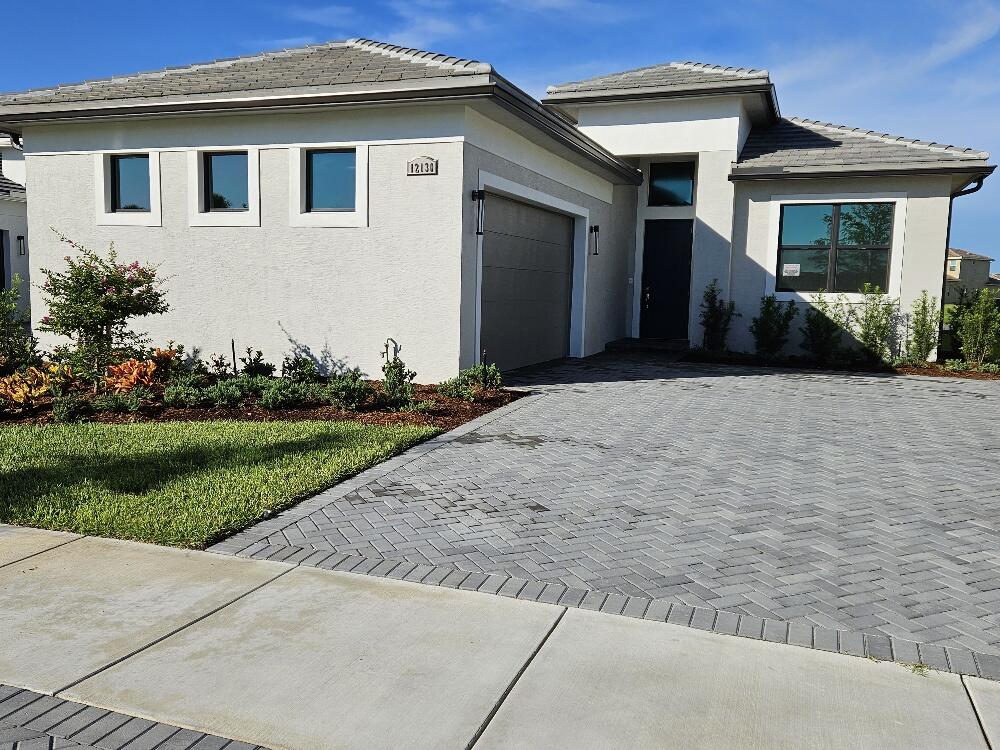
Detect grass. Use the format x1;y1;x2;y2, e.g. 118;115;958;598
0;420;436;548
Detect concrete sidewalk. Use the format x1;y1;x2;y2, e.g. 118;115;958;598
0;526;996;750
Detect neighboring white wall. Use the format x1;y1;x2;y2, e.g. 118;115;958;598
729;175;953;353
461;136;636;367
0;145;26;187
24;107;470;382
0;197;29;309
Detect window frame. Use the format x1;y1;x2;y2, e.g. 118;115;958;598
109;154;152;213
203;151;250;213
94;152;161;227
187;148;260;227
288;144;368;228
765;192;906;302
647;160;696;208
304;148;357;213
776;202;895;294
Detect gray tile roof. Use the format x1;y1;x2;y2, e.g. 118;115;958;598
0;174;24;196
0;38;492;106
949;247;994;261
736;117;990;174
546;61;769;95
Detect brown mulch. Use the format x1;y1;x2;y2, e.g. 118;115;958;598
2;384;525;430
894;365;1000;381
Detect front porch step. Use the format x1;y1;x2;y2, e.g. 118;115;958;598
605;337;690;353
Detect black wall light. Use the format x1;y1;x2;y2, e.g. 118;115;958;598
471;190;485;236
16;236;25;256
589;224;600;256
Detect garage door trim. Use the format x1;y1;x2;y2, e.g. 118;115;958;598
474;171;590;367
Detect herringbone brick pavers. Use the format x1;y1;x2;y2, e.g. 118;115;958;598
216;355;1000;658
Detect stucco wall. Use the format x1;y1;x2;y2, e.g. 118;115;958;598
728;175;953;354
1;146;26;187
0;198;29;308
24;106;469;382
461;138;635;367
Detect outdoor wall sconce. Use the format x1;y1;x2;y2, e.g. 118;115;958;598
471;190;485;236
16;236;25;256
590;224;600;256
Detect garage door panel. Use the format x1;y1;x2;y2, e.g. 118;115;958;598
480;194;574;372
483;198;574;246
482;234;572;274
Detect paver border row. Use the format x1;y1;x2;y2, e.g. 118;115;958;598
209;539;1000;683
0;684;262;750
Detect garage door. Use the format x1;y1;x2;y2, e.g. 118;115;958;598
480;194;575;371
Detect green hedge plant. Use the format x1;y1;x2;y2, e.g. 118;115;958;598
848;284;897;364
437;363;504;402
698;280;738;353
957;288;1000;368
749;295;798;363
905;291;940;363
0;275;39;376
799;294;848;365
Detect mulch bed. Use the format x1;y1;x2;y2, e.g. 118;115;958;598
2;385;525;431
893;365;1000;381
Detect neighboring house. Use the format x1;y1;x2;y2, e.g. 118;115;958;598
0;134;28;308
0;39;993;379
944;247;997;304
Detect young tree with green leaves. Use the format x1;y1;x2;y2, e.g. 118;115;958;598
0;275;38;375
698;280;739;352
749;295;798;363
956;289;1000;368
905;291;940;363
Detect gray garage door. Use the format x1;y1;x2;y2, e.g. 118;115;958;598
480;194;575;371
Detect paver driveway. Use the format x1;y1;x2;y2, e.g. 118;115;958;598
220;355;1000;656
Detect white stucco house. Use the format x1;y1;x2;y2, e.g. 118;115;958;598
0;135;27;307
0;39;993;380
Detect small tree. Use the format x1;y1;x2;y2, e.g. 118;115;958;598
848;284;897;364
906;291;940;363
957;288;1000;368
0;275;39;376
698;280;738;352
38;230;169;385
799;294;848;365
749;295;798;362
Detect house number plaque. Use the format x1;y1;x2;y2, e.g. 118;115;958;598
407;156;439;176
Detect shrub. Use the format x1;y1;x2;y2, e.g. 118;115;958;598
0;366;52;409
981;362;1000;374
203;380;247;408
163;382;210;408
848;284;898;364
380;352;416;411
209;354;232;377
239;348;276;378
38;231;168;386
93;385;152;414
799;294;848;365
698;280;738;352
956;289;1000;368
52;393;92;424
0;275;39;376
905;291;940;363
104;359;158;393
327;368;374;411
281;354;322;383
944;359;969;372
437;363;504;402
260;379;328;410
749;295;798;362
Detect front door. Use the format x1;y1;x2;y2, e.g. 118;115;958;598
639;219;693;340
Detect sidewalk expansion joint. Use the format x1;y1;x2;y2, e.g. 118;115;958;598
962;675;995;750
0;534;85;570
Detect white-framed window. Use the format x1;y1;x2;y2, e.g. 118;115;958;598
765;192;907;302
948;259;958;272
187;147;260;227
94;152;161;226
288;144;368;228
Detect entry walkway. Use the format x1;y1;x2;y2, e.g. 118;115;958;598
0;526;997;749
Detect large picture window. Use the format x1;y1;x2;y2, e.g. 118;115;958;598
777;202;893;293
648;161;695;207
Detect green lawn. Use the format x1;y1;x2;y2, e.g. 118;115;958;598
0;420;436;548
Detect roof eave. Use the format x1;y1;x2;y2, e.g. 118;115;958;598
729;162;996;182
541;82;780;122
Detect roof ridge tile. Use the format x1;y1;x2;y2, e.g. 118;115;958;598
346;38;491;73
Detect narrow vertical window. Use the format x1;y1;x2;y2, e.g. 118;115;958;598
306;149;356;212
111;154;151;212
204;152;249;211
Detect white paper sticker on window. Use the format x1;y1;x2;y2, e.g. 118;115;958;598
782;263;801;277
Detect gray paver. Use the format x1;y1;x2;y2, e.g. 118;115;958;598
218;354;1000;659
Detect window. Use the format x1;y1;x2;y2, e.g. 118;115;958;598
648;161;695;207
110;155;150;212
777;202;893;293
204;152;249;212
949;260;958;272
306;149;356;212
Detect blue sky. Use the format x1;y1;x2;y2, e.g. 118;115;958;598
7;0;999;268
